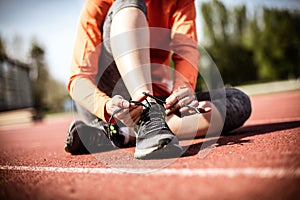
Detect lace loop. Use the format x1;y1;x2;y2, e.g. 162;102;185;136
108;92;202;131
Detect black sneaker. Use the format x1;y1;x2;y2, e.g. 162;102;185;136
133;93;183;159
64;120;114;154
104;122;135;148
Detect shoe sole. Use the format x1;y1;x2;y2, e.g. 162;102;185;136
64;120;85;154
65;120;114;155
134;142;183;159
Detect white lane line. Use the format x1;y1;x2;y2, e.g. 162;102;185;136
1;165;300;178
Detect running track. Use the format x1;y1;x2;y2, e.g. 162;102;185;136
0;91;299;199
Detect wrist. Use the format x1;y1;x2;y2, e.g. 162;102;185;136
172;85;189;94
104;103;111;122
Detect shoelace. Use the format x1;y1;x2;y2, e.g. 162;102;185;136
106;93;206;146
108;92;202;132
141;92;202;114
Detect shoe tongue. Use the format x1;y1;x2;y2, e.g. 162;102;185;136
138;102;162;125
148;103;167;121
150;102;166;112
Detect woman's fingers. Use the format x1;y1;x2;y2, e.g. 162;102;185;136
106;95;144;127
165;87;190;109
112;95;129;109
165;87;196;115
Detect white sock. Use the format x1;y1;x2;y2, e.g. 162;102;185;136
119;127;135;144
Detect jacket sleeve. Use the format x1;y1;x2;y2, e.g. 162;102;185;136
68;0;112;121
170;0;200;91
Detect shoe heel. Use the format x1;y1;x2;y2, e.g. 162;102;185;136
158;138;171;149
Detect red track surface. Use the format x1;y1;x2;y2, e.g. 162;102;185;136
1;91;300;200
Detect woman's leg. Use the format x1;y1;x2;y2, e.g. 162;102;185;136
167;101;224;138
168;88;252;138
103;1;182;159
110;6;152;101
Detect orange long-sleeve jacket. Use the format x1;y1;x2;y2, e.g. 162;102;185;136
68;0;200;121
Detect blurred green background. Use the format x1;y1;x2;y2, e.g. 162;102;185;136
0;0;299;119
199;0;300;86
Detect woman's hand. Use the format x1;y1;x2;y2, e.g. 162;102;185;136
105;95;143;127
165;87;199;115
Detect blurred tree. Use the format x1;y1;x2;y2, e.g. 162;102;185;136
254;9;300;80
233;6;247;44
214;0;228;42
201;3;216;45
30;41;49;121
0;36;6;56
200;0;258;86
199;1;300;86
29;40;69;118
